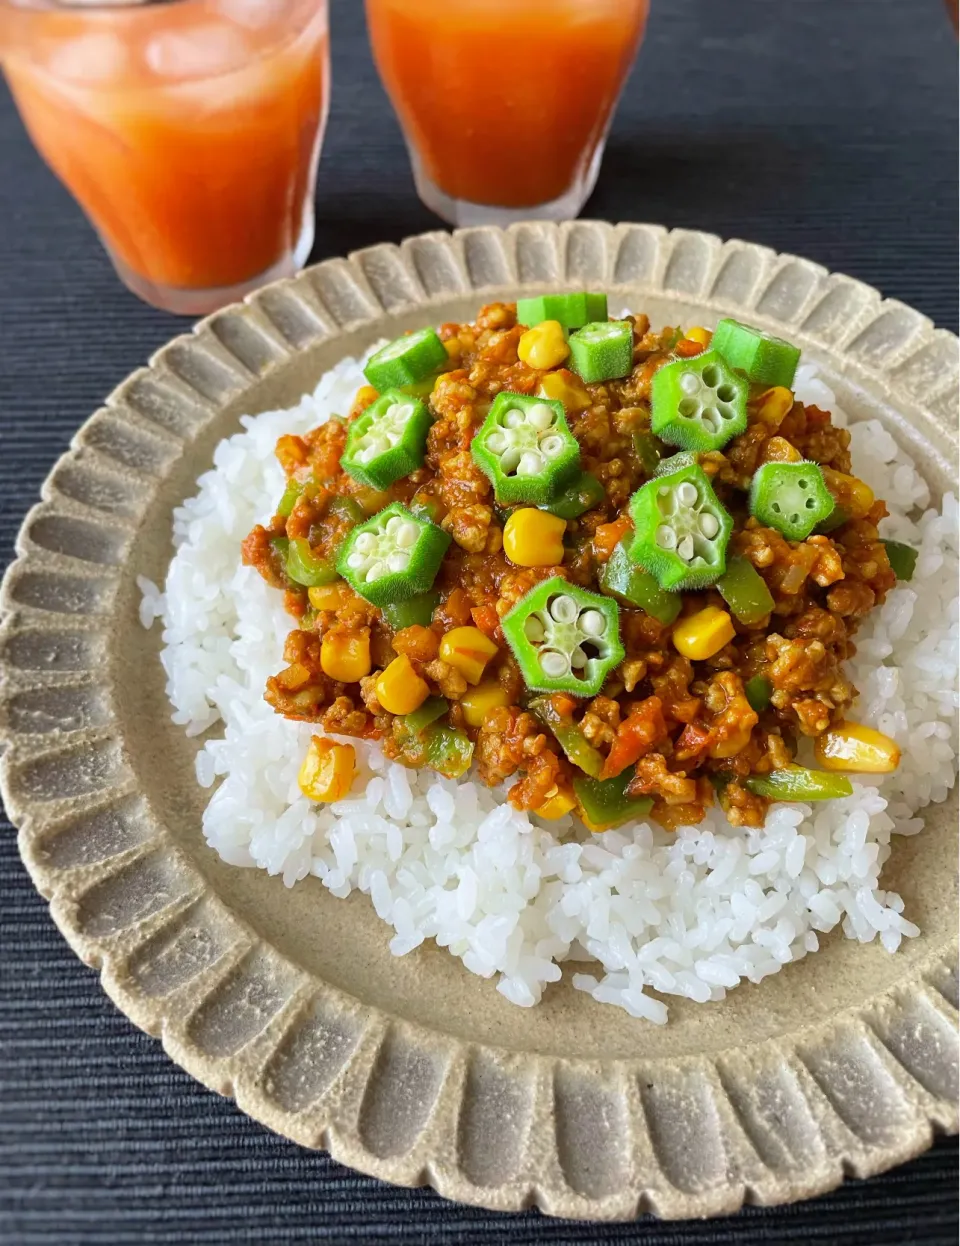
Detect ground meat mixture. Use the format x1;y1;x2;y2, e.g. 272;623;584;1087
243;302;897;830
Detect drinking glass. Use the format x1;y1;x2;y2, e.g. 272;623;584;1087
364;0;649;227
1;0;330;315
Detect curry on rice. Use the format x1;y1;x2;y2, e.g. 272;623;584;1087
242;297;909;832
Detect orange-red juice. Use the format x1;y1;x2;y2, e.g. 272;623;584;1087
3;0;328;308
365;0;648;210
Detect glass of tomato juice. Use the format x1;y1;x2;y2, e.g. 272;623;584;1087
1;0;329;315
364;0;649;226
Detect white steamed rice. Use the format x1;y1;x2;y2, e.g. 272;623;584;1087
138;352;959;1023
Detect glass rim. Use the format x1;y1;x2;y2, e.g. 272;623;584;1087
3;0;200;10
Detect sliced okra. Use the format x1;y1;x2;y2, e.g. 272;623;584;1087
363;326;448;391
471;392;580;505
340;390;431;491
336;502;450;607
749;461;835;541
516;292;608;331
711;317;800;389
568;320;634;383
628;462;733;591
501;576;623;697
651;350;748;453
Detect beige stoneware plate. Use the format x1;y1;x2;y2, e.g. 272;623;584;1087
1;222;957;1220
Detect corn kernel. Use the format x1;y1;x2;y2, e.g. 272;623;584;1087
536;789;577;820
814;722;901;773
672;607;736;661
320;630;371;683
438;627;499;685
298;736;356;803
537;370;591;413
375;654;430;715
757;386;795;428
309;581;352;611
761;434;802;464
517;319;570;371
685;326;712;347
503;508;566;567
459;680;509;727
822;468;875;519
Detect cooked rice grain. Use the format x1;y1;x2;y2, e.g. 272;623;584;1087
138;353;959;1021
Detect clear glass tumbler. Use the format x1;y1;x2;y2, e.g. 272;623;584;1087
364;0;649;227
1;0;330;315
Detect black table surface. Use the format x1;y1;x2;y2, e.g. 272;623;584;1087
1;0;957;1242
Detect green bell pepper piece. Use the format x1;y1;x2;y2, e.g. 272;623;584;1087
882;539;918;581
539;471;605;519
516;292;608;331
815;506;850;534
711;317;800;389
568;320;633;383
276;478;303;518
392;714;472;779
632;431;662;476
599;540;682;625
425;725;474;779
573;769;653;829
328;495;365;526
654;450;701;477
716;554;775;625
743;766;853;801
527;695;605;779
408;490;444;524
744;675;772;713
749;460;835;541
399;372;443;399
404;696;448;736
286;537;337;587
628;462;733;591
364;326;448;391
381;589;441;631
651;350;748;453
337;502;451;607
472;391;580;506
501;577;623;698
340;390;431;491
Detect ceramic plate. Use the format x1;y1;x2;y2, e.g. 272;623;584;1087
1;223;957;1220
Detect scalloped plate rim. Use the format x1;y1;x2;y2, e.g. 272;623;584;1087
0;220;957;1222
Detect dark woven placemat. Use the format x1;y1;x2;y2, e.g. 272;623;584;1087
1;0;957;1242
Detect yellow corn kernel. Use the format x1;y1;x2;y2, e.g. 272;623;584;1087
814;722;901;774
757;386;795;428
517;319;570;371
459;680;509;727
536;788;577;820
672;607;736;661
298;736;356;803
537;370;591;413
685;326;712;347
438;627;499;686
320;631;371;683
309;581;352;611
761;434;802;464
503;508;566;567
822;468;875;520
375;654;430;716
